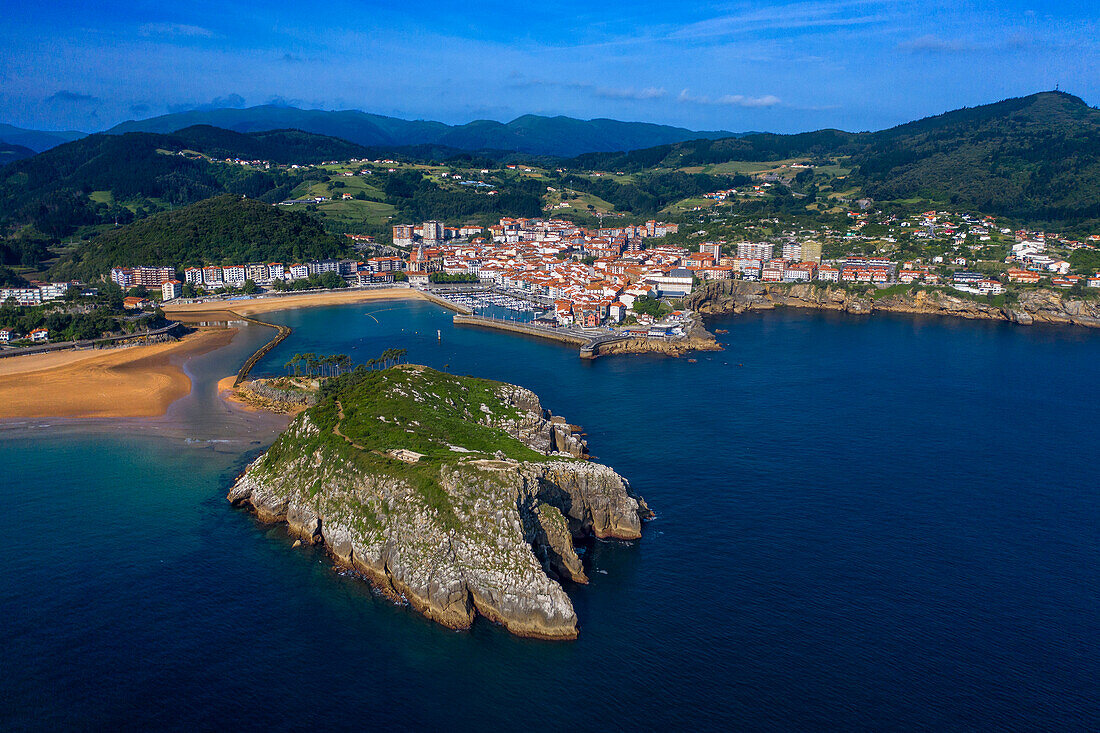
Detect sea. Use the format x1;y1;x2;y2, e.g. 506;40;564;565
2;299;1098;730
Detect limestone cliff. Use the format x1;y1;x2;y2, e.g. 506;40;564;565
227;365;650;640
686;280;1100;328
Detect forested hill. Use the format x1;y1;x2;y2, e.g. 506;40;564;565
0;127;368;240
851;92;1100;224
569;92;1100;226
0;142;34;165
166;125;370;164
52;195;350;280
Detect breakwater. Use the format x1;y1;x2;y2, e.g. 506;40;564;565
418;290;473;314
452;314;588;346
230;312;292;386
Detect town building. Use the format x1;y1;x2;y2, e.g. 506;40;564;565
110;266;174;288
162;280;183;301
736;242;774;260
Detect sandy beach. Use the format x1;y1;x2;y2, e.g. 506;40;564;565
163;287;424;318
0;329;235;419
0;289;435;421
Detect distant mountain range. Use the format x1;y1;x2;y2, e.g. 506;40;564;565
104;106;740;157
0;123;87;153
3;90;1099;247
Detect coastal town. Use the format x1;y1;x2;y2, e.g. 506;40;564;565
5;207;1100;348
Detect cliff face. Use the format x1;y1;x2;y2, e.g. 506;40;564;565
686;280;1100;327
227;366;649;640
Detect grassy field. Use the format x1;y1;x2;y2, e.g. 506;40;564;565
545;188;617;214
661;196;717;214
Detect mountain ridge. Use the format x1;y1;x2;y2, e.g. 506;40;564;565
105;105;739;157
0;123;88;153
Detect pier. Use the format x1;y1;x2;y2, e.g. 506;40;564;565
228;311;292;386
451;314;589;346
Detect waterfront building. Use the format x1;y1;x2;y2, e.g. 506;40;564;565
246;263;269;283
646;268;694;297
223;265;247;287
162;280;182;301
202;267;224;286
110;266;175;288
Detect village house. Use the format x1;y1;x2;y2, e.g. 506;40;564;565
122;296;151;310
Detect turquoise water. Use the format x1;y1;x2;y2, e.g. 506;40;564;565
2;301;1099;729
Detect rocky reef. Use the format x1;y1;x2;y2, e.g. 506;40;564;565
228;365;650;640
686;280;1100;328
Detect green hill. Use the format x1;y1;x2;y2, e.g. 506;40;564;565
169;125;370;164
851;92;1100;223
0;142;35;165
567;91;1100;226
52;194;350;280
0;127;366;240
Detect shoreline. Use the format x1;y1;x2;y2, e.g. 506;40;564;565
0;328;236;419
685;280;1100;329
0;288;424;422
163;287;427;318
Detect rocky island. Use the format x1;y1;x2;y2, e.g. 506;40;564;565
228;365;651;639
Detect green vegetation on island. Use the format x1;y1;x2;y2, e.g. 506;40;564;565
229;364;650;639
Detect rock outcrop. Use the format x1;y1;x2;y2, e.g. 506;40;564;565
589;314;723;358
686;280;1100;327
227;366;650;640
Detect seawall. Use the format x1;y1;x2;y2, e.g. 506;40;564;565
452;314;588;345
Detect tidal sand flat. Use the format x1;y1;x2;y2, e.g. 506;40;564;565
0;328;236;419
163;287;425;319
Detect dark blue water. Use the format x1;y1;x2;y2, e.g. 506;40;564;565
3;301;1098;730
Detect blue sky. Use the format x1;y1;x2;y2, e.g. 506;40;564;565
0;0;1096;133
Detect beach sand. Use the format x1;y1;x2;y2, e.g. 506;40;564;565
1;289;435;421
0;329;235;419
163;287;423;318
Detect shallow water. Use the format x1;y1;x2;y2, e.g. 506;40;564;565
3;301;1098;730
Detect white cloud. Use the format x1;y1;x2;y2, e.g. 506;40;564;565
670;0;891;40
594;86;668;101
138;23;215;38
678;89;781;107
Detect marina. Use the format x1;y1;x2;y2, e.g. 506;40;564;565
435;290;544;323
